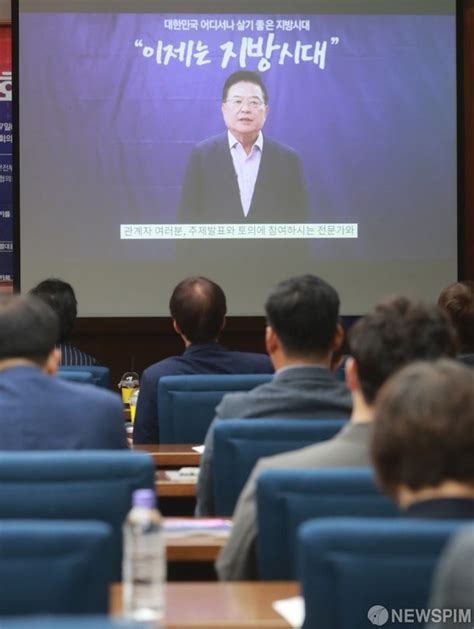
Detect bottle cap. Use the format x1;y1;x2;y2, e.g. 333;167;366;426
132;488;156;509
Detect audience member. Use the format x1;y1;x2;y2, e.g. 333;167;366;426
30;277;98;366
216;296;458;580
438;280;474;366
197;274;352;517
0;295;127;450
133;277;273;444
427;526;474;629
372;359;474;519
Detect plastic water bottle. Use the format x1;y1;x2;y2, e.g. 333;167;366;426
122;488;165;621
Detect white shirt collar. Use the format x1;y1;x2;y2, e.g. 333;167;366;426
227;130;264;152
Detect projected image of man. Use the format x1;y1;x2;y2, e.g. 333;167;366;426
179;70;309;224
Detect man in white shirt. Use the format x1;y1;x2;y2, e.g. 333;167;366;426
179;70;309;224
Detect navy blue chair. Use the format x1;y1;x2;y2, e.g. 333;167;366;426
58;366;110;388
334;354;350;382
298;518;467;629
0;520;112;615
0;619;147;628
0;452;155;581
57;370;95;384
213;419;347;516
256;468;400;579
158;374;272;443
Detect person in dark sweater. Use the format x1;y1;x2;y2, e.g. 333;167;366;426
133;276;273;444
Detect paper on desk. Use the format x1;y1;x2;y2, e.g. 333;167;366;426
163;518;232;538
272;596;305;629
165;468;200;482
192;445;205;453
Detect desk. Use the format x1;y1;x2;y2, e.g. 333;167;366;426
166;534;226;562
164;517;229;562
156;470;196;497
134;444;201;467
110;581;298;628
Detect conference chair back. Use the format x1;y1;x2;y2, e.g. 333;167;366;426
335;354;349;382
298;517;467;629
213;418;347;516
0;520;112;616
0;451;155;581
58;366;110;388
57;369;95;384
158;374;272;443
0;619;147;628
257;468;400;579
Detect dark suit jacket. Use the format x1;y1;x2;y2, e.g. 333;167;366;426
133;343;273;444
179;133;309;223
0;366;127;450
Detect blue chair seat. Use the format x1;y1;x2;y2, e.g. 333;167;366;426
58;366;110;388
0;451;155;580
158;374;272;443
58;370;95;384
257;468;400;579
298;517;468;629
214;418;348;516
0;520;112;616
0;619;147;628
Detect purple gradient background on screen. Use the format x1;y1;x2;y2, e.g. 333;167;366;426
19;12;456;262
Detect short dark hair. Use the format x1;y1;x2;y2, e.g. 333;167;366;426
265;275;340;356
372;359;474;498
349;297;458;404
169;277;227;343
30;278;77;343
438;281;474;353
0;294;59;365
222;70;268;104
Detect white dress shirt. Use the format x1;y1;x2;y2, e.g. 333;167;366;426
228;131;263;217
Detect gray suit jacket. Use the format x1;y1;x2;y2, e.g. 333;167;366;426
215;421;372;580
195;366;352;516
427;526;474;629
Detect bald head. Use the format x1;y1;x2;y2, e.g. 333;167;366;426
169;277;227;343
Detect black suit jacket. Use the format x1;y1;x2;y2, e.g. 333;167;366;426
179;133;309;223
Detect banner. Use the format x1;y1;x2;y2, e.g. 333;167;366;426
0;25;12;281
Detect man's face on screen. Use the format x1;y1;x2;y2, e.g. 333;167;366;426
222;81;268;144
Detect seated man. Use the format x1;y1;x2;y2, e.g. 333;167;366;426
133;277;273;444
0;294;127;450
438;280;474;367
372;359;474;519
216;297;458;579
197;274;353;518
30;277;99;366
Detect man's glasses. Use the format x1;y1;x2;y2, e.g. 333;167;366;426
225;97;265;111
